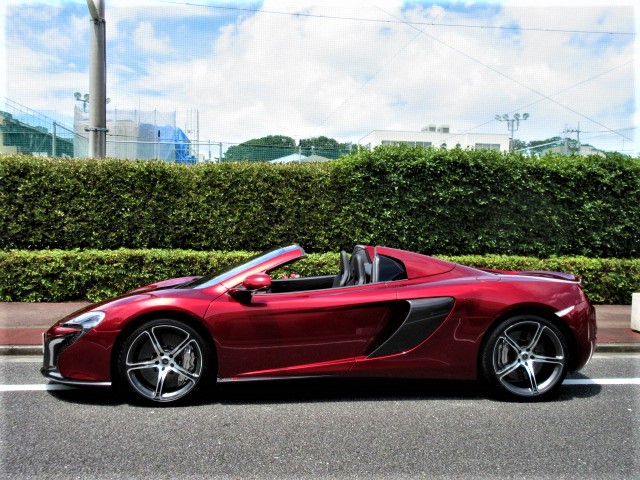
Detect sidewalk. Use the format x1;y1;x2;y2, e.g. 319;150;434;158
0;302;91;355
0;302;638;355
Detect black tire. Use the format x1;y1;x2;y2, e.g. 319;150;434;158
481;315;569;400
117;318;213;404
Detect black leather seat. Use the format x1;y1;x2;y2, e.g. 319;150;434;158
353;253;366;285
345;249;368;286
333;250;351;287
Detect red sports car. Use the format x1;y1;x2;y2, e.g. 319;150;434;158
42;244;596;403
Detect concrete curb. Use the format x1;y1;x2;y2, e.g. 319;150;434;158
594;344;640;354
0;345;42;356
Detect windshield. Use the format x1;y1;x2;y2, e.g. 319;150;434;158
179;245;301;289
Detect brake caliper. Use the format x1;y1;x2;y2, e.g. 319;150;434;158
177;345;195;386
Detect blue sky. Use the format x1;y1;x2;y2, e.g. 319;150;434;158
1;0;637;154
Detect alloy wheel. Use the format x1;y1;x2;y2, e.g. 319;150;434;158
123;322;204;403
485;317;568;399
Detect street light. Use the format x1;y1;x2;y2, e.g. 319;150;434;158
74;92;90;112
495;113;529;151
74;92;109;112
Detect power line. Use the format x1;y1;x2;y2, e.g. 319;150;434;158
158;1;635;150
159;1;635;36
449;61;633;143
580;126;637;134
309;30;423;138
373;5;634;145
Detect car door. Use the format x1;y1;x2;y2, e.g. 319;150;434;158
211;282;398;378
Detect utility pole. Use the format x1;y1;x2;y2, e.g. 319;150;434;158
495;113;529;151
86;0;107;158
196;109;200;161
563;123;581;153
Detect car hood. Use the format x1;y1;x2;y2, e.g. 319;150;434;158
54;276;207;327
127;276;202;294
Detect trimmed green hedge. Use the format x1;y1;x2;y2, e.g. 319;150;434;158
1;249;637;304
0;155;337;252
331;147;640;257
1;149;639;257
439;254;640;305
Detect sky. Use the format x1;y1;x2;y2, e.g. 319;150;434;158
0;0;638;154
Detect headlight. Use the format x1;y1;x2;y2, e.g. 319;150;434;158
61;311;106;332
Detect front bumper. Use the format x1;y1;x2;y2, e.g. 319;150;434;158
41;324;113;387
41;366;111;387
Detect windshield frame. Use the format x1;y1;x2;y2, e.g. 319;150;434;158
179;245;305;290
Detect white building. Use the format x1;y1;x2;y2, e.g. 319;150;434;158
359;124;510;152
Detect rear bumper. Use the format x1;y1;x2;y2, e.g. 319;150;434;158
563;300;597;371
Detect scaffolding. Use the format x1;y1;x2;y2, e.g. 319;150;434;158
74;107;196;163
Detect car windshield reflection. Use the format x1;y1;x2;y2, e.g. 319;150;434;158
179;245;298;289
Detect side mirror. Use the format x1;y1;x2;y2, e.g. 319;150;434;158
243;273;271;290
230;274;271;303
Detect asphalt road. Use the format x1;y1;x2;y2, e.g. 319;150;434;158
1;354;639;479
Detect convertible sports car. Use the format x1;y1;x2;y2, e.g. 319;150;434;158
42;244;596;403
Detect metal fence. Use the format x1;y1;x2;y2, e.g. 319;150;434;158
212;143;352;163
1;98;352;163
1;99;75;157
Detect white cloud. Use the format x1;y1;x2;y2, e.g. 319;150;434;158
157;0;633;150
6;42;86;105
0;4;6;99
37;27;73;51
132;21;173;55
3;0;638;153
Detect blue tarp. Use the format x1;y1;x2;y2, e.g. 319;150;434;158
174;127;196;164
138;124;196;163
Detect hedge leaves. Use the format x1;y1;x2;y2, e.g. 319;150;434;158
2;149;638;257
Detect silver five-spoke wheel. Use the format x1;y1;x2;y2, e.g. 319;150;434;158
118;319;210;403
482;315;569;399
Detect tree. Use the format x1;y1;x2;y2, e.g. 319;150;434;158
513;137;582;155
299;136;340;149
299;136;351;159
511;139;528;152
528;136;575;154
224;135;296;162
223;135;351;162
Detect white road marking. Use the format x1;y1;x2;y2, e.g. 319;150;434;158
0;384;74;392
563;378;640;385
0;378;639;392
591;354;640;359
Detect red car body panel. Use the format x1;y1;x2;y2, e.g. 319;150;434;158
43;244;597;389
208;282;399;378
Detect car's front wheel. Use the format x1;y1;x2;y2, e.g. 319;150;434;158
118;319;212;404
481;315;569;400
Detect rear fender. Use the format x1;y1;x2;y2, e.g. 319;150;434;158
475;305;580;376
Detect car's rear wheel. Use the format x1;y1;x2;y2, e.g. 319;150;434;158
481;315;568;400
118;319;212;404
